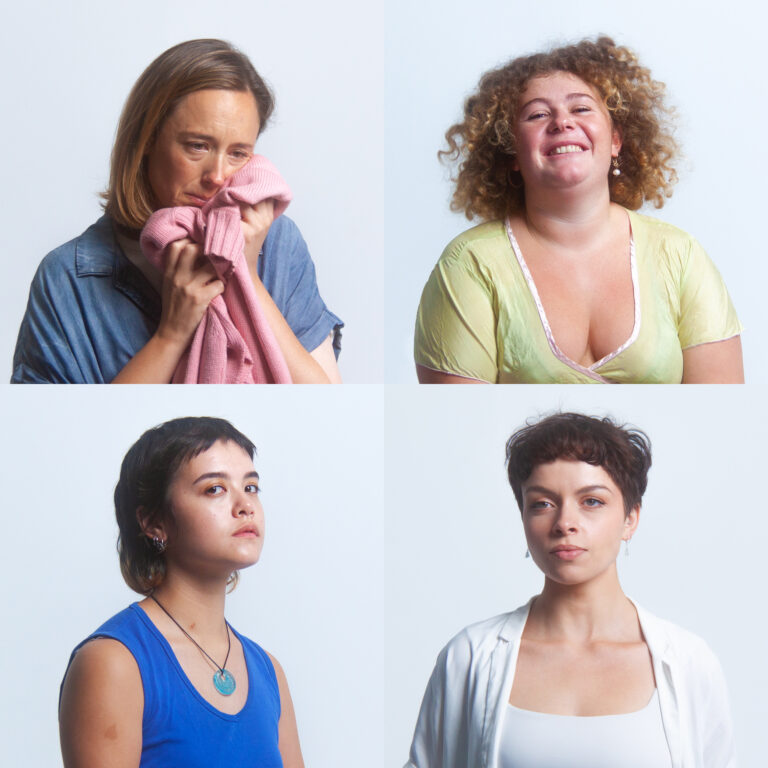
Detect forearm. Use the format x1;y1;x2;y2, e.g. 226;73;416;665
111;334;186;384
249;268;331;384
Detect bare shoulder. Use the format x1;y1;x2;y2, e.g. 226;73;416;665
264;651;305;768
265;649;289;686
60;638;143;768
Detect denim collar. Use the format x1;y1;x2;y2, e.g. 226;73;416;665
75;215;161;321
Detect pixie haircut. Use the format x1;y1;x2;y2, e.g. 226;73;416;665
505;413;652;515
441;36;678;221
104;39;274;229
115;416;257;595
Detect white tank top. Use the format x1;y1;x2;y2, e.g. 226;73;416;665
499;690;673;768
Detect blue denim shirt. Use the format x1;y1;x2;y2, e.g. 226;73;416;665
12;215;342;383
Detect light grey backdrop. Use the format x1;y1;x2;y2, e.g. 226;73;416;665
385;385;766;765
386;0;763;382
0;386;385;767
2;0;383;382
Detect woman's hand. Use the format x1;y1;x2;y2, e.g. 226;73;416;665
112;239;223;383
241;199;275;273
156;238;225;348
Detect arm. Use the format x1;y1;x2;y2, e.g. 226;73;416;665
112;240;224;383
416;365;488;384
414;253;498;385
266;653;305;768
309;334;343;383
242;201;335;383
59;639;143;768
682;337;744;383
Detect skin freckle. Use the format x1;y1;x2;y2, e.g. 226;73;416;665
104;724;118;740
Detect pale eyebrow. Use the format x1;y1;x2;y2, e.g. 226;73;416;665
520;92;598;112
193;470;260;485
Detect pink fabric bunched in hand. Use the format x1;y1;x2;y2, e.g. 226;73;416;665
140;155;293;383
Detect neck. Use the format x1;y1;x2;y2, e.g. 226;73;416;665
521;184;616;251
528;566;638;642
147;570;229;645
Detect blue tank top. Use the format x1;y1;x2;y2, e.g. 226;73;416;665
62;603;283;768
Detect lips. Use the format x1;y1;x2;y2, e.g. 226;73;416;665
546;143;587;156
550;545;586;561
185;193;214;206
233;525;259;537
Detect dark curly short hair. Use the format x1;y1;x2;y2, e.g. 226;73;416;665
441;36;678;220
505;412;652;515
115;416;257;595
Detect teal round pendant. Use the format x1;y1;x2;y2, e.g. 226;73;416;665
213;669;236;696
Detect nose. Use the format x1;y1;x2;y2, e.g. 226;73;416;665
551;504;578;535
201;153;228;189
232;491;256;518
549;112;573;133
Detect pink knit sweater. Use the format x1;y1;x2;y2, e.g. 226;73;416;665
140;155;293;383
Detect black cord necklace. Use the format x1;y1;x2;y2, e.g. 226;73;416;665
150;594;236;696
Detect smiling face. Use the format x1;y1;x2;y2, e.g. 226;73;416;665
514;71;621;193
146;88;261;209
153;439;265;581
521;459;638;588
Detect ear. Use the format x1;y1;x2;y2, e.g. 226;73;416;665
136;506;167;543
623;504;640;540
611;124;623;157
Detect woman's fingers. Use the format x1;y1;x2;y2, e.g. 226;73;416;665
240;199;275;271
157;240;224;345
241;198;275;228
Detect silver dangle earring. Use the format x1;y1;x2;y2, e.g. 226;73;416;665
152;535;166;553
611;156;621;176
624;538;630;557
525;548;531;559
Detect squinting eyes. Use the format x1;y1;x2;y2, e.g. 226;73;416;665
524;106;593;120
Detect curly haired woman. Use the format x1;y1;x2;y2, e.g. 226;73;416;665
414;37;743;384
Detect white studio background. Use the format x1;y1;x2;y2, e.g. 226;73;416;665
0;386;385;767
386;0;764;383
385;385;766;765
1;0;383;382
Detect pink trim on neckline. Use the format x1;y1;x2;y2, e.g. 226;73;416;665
504;216;640;383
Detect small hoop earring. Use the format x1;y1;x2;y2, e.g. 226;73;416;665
152;535;166;553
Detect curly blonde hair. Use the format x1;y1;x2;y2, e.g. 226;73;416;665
440;36;678;221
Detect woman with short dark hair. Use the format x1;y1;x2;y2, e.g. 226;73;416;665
407;413;735;767
59;417;304;767
13;39;342;383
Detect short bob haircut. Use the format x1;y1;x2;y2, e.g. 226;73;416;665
441;36;678;221
115;416;257;595
104;39;274;229
505;412;652;515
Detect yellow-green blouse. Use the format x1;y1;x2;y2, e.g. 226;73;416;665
414;210;742;383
